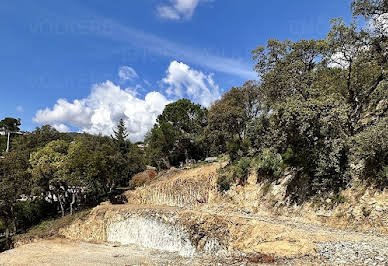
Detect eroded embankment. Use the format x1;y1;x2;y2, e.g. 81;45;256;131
61;205;228;258
125;163;388;235
124;164;222;208
60;203;388;262
58;163;388;264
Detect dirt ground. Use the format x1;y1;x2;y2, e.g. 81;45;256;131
0;239;222;266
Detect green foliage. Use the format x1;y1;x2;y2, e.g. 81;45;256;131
207;82;262;154
145;99;208;168
233;157;252;185
112;119;130;155
14;200;56;232
0;135;7;153
0;219;5;233
0;150;31;235
0;117;21;133
226;138;241;162
351;119;388;186
252;149;283;181
217;175;232;192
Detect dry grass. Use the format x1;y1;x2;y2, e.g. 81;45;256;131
128;170;157;190
124;163;225;208
13;209;91;247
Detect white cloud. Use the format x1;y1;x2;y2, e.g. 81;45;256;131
52;123;70;133
34;81;170;142
34;61;222;140
328;51;350;69
157;0;209;20
118;66;138;81
16;105;24;112
373;13;388;36
162;61;220;107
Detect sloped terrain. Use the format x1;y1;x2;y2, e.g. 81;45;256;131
2;162;388;265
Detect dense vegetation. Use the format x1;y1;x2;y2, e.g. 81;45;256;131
147;0;387;197
0;0;386;246
0;121;145;239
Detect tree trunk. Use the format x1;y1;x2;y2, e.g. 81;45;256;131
185;148;189;164
70;193;76;215
57;194;65;217
11;205;16;234
6;131;10;152
4;222;10;239
163;157;171;169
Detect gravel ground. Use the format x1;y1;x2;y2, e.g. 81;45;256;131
318;241;388;265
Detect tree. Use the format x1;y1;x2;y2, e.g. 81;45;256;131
146;99;208;168
0;151;31;237
0;117;21;152
352;0;388;19
29;140;70;217
0;117;21;134
351;118;388;187
112;119;130;155
111;120;145;186
243;0;388;194
207;82;262;158
145;120;178;169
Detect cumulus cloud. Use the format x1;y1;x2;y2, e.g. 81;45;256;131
162;61;220;107
157;0;211;20
52;123;70;133
34;61;221;140
118;66;138;81
34;81;170;142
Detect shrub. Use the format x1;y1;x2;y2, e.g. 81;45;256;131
14;199;57;233
233;157;252;185
128;170;157;190
217;175;232;192
226;137;250;162
351;120;388;187
252;149;283;180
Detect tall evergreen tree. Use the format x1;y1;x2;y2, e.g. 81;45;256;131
112;119;130;155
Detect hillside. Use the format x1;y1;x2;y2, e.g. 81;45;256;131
2;161;387;265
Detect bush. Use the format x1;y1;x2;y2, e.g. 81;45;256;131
351;120;388;187
252;149;283;180
226;137;250;162
217;175;232;192
233;157;252;185
128;170;157;190
14;199;57;233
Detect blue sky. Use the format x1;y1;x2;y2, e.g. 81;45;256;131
0;0;353;141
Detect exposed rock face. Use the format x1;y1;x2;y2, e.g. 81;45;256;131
61;205;229;257
107;216;196;257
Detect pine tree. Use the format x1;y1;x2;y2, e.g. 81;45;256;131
112;119;130;155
